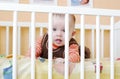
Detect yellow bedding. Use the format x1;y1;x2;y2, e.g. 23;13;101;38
0;55;120;79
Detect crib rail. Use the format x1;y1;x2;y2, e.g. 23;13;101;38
0;21;114;59
0;3;120;16
0;3;120;79
0;21;114;29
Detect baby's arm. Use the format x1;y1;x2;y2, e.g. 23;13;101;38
53;44;80;75
69;44;80;63
80;0;89;5
53;58;75;75
26;36;43;58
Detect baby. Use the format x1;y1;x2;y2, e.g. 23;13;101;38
26;13;90;75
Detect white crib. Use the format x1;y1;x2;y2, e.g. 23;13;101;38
0;3;120;79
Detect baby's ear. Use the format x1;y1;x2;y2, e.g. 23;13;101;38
72;31;76;36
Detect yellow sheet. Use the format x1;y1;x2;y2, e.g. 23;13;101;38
0;55;120;79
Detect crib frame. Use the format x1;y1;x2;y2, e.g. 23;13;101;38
0;3;120;79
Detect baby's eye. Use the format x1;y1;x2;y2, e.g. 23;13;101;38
62;29;65;32
53;28;56;31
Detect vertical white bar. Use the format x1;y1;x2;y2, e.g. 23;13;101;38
96;15;100;79
13;11;17;79
91;29;95;59
29;26;31;47
6;26;9;56
18;26;21;55
40;27;43;36
101;30;104;58
31;12;35;79
80;14;85;79
48;13;53;79
110;16;114;79
64;14;69;79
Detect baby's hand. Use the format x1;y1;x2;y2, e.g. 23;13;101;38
53;58;75;75
53;58;65;75
116;58;120;60
54;58;64;64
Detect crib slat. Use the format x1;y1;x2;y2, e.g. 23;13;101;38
80;14;85;79
18;26;21;55
110;16;114;79
29;26;31;47
13;11;17;79
91;29;95;59
31;12;36;79
6;26;9;56
101;30;104;58
40;27;43;36
64;14;69;79
48;13;53;79
96;15;100;79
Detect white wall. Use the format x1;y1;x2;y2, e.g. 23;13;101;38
114;22;120;59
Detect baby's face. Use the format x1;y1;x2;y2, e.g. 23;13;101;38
52;15;74;47
52;16;65;47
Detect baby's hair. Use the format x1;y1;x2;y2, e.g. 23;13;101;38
52;13;76;25
70;14;76;24
53;13;76;27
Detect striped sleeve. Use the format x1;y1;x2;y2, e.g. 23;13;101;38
26;36;43;58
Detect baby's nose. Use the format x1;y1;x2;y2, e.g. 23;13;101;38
57;31;62;36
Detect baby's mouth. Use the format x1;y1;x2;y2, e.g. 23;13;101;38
55;39;62;44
